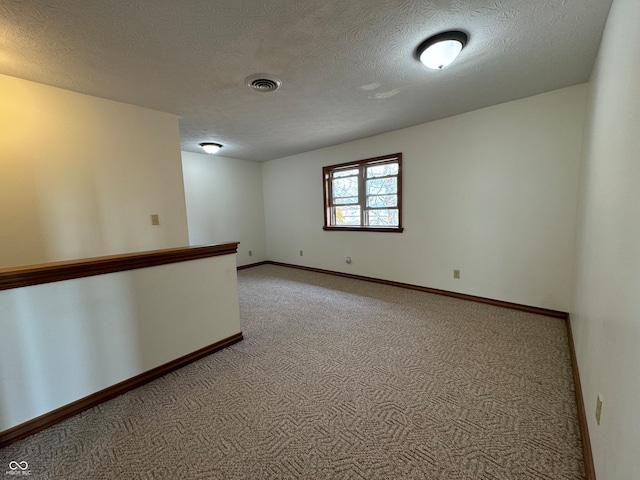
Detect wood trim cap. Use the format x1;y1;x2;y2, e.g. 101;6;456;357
0;242;240;291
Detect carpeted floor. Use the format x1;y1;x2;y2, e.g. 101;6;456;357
1;264;585;479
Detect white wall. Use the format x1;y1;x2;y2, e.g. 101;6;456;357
571;0;640;478
263;85;587;311
0;253;241;431
0;74;189;268
182;152;266;266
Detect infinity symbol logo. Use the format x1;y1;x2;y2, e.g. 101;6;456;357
8;461;28;470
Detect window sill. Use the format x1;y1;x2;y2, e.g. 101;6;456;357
323;226;404;233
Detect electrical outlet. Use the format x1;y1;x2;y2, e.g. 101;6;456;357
248;250;253;257
150;214;160;225
453;269;460;279
595;394;603;425
300;250;303;256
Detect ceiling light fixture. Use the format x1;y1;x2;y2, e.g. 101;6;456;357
416;31;468;70
200;142;222;154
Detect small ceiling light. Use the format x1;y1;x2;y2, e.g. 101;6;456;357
200;142;222;154
416;31;468;70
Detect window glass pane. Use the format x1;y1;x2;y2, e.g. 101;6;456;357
366;194;397;208
332;177;358;198
333;168;359;178
366;209;398;226
366;177;397;195
334;196;359;205
334;206;361;225
367;163;398;178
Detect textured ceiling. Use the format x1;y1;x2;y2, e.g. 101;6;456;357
0;0;612;161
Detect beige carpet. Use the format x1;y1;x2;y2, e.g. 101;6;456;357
1;264;585;479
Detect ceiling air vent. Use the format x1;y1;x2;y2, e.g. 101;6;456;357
246;74;282;93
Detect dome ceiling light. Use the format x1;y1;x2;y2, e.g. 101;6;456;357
416;31;468;70
200;142;222;154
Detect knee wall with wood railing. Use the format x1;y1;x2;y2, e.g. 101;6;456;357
0;243;243;446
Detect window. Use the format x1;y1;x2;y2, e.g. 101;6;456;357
323;153;403;232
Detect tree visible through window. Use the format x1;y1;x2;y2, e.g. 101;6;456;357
323;153;403;232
